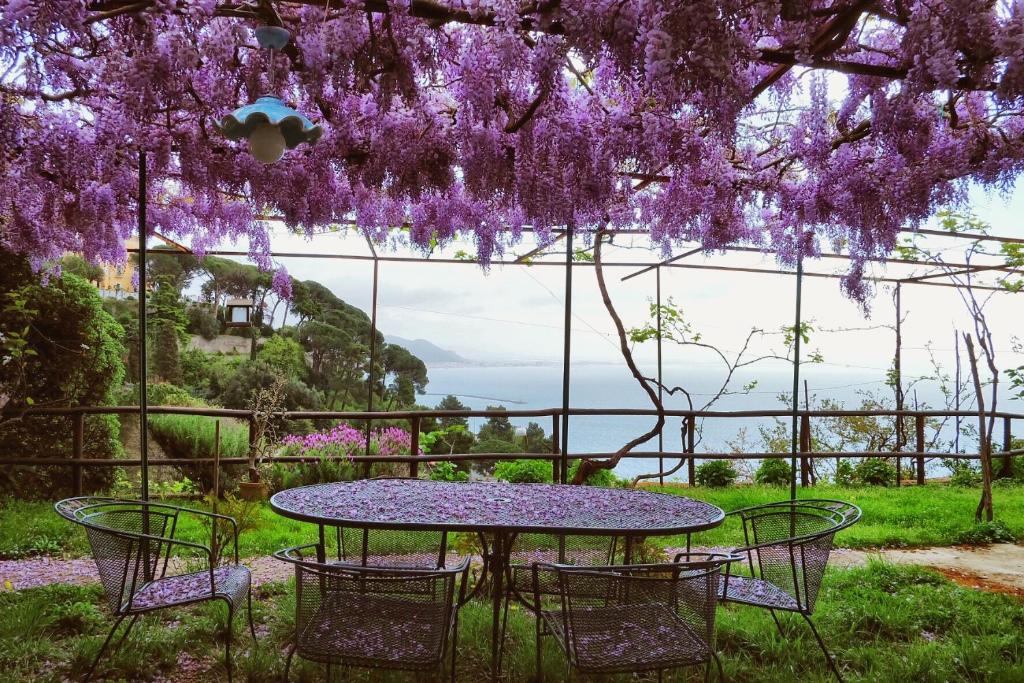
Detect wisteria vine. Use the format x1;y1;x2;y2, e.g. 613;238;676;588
2;1;1023;300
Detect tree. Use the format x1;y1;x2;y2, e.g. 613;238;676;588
219;360;321;412
0;251;126;497
146;275;189;384
60;255;104;285
896;211;1010;515
381;343;428;409
478;405;516;443
257;336;309;383
5;4;1024;304
436;395;471;430
521;422;552;453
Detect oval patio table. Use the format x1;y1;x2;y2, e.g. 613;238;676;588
270;479;725;680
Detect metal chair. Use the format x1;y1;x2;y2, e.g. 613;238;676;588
500;533;621;665
55;496;255;682
533;553;736;682
276;543;471;682
331;525;455;569
706;499;861;682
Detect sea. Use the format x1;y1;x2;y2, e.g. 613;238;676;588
420;361;1004;481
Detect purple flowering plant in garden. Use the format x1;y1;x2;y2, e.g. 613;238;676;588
3;2;1024;300
280;424;415;460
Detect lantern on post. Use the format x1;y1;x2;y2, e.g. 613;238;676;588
216;26;321;164
225;298;256;328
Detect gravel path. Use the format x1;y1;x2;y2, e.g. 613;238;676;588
0;555;292;591
3;544;1022;594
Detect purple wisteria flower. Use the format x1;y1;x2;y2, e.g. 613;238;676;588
271;479;723;533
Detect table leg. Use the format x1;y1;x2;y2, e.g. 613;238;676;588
490;531;509;681
317;525;326;563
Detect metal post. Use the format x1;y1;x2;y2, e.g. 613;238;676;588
72;411;84;496
915;414;925;485
894;283;904;488
656;266;664;486
686;415;695;486
551;413;561;482
790;253;803;502
1001;416;1012;478
365;257;379;460
409;416;420;478
560;229;573;484
138;149;149;501
799;413;811;487
954;329;961;459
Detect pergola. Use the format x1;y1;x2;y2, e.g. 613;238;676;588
130;184;1024;500
6;1;1024;499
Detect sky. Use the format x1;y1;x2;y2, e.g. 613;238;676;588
168;172;1024;423
232;178;1024;385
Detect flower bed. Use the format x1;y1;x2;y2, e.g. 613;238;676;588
270;424;416;490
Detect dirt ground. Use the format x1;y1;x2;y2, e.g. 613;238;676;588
832;543;1024;597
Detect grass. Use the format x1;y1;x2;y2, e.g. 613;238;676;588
3;483;1021;561
653;482;1024;550
0;562;1021;681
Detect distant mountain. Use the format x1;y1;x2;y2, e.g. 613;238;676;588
385;336;468;364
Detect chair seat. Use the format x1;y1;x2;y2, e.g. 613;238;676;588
297;591;449;669
718;574;799;611
129;565;251;612
540;603;711;674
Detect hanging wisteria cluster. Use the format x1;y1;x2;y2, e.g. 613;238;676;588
2;0;1023;299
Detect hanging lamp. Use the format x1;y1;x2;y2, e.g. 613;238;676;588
217;26;322;164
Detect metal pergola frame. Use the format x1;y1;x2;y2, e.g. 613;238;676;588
130;150;1023;501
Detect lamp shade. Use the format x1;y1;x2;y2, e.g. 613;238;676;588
216;96;322;156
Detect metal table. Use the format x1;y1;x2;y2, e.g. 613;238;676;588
270;479;725;679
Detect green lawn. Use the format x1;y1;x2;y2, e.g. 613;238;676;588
657;482;1024;550
3;483;1021;561
0;561;1021;682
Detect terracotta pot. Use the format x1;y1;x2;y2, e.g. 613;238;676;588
237;481;268;501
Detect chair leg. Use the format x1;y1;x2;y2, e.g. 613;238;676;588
712;651;726;683
498;589;512;672
450;612;460;683
801;613;843;683
534;614;543;682
224;603;234;683
247;586;258;646
84;614;128;682
768;609;785;637
283;642;297;682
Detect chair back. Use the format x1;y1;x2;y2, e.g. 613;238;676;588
55;497;176;613
734;499;860;612
538;553;734;668
275;544;469;667
333;525;451;569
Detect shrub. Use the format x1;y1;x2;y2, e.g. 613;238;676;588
855;458;897;486
428;461;469;482
0;257;126;498
147;412;249;494
186;304;220;340
272;423;415;489
754;459;793;486
493;459;552;483
834;459;856;486
567;461;622;487
954;520;1017;545
948;463;981;488
695;460;738;487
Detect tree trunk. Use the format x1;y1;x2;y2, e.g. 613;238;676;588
963;333;994;523
572;230;665;485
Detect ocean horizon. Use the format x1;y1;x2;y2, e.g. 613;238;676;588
420;361;1008;481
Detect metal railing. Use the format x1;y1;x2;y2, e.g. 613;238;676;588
1;405;1021;495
